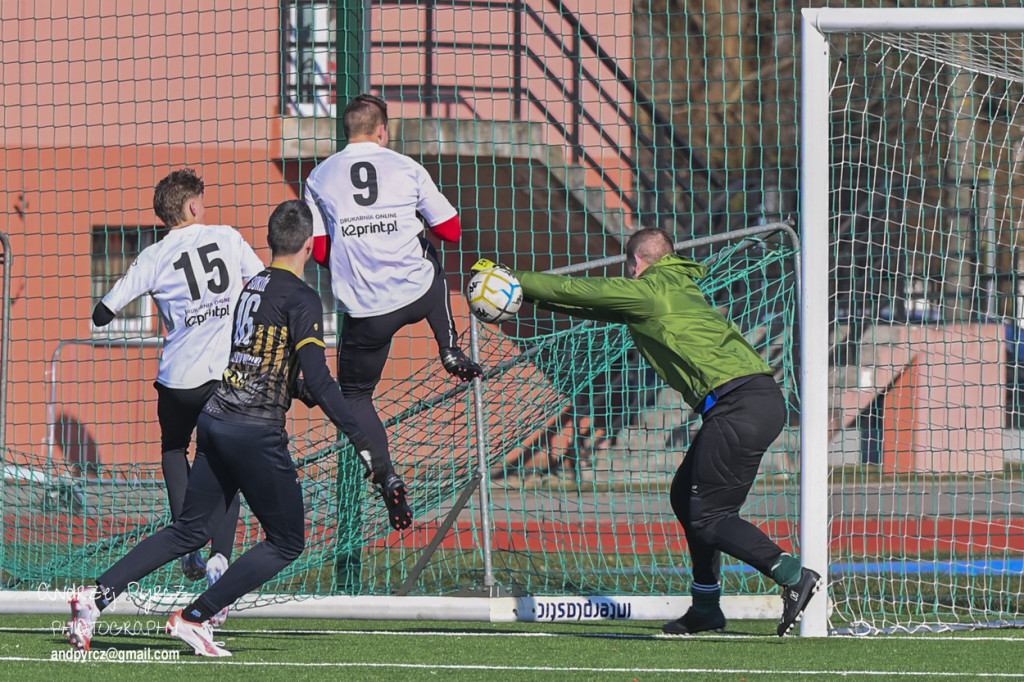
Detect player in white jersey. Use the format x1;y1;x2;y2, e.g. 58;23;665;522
304;93;482;501
92;168;264;618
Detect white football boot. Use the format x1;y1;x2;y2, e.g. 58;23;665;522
67;588;101;652
166;609;231;657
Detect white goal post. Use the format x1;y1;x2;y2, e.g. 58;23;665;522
801;7;1024;637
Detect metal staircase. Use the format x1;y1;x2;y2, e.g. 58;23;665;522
279;0;760;247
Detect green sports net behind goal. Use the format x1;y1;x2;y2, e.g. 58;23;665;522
0;227;799;612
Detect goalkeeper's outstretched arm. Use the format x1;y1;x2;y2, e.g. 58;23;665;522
531;300;629;324
470;258;648;322
513;269;655;316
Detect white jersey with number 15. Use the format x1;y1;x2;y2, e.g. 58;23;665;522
304;141;457;317
102;223;264;389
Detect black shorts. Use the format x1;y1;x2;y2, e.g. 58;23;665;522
155;380;219;452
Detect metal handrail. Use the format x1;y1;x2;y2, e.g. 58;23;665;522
0;232;11;454
45;337;163;476
281;0;713;232
521;5;706;208
375;9;702;222
542;0;719;190
0;231;9;579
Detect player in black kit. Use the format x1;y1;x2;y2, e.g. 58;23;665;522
67;200;409;657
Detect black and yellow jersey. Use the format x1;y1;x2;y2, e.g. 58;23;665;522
204;264;326;426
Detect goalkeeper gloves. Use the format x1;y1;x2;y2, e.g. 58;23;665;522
440;347;484;381
470;257;509;274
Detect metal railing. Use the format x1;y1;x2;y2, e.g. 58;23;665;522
45;338;163;473
280;0;719;235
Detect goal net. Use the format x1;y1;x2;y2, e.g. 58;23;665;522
802;8;1024;634
1;227;799;616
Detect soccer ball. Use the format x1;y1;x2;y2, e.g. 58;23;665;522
466;267;523;324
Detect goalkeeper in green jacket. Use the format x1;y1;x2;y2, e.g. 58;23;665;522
487;227;821;637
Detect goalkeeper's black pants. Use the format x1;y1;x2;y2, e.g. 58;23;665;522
668;374;788;586
98;415;305;615
154;380;241;559
336;239;458;467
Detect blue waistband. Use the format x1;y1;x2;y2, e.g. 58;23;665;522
696;375;760;415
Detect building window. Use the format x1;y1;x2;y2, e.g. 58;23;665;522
283;2;337;117
91;225;166;336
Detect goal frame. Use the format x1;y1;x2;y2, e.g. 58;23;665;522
799;6;1024;637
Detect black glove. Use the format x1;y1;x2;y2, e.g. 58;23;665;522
440;347;484;381
91;301;116;327
292;377;317;408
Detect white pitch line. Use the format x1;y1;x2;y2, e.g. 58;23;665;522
220;629;1024;643
4;626;762;640
1;656;1023;677
6;626;1024;642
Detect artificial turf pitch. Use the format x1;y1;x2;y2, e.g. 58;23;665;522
1;614;1023;680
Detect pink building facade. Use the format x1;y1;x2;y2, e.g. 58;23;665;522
1;0;634;468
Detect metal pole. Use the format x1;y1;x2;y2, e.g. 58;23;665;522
547;221;799;276
512;0;523;120
807;7;1024;34
798;8;832;637
424;0;435;117
335;0;364;142
332;0;366;594
0;231;9;583
976;171;997;318
395;472;481;596
0;232;11;455
469;316;496;592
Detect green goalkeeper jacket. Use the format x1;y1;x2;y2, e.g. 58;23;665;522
512;254;773;409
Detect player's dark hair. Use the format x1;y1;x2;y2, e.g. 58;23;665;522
153;168;204;227
343;93;388;139
267;200;313;256
626;228;674;266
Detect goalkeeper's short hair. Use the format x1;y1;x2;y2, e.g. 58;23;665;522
626;228;674;265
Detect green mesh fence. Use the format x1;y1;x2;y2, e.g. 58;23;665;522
1;229;798;612
4;0;1024;633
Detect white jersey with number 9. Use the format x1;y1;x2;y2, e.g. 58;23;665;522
304;141;457;317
